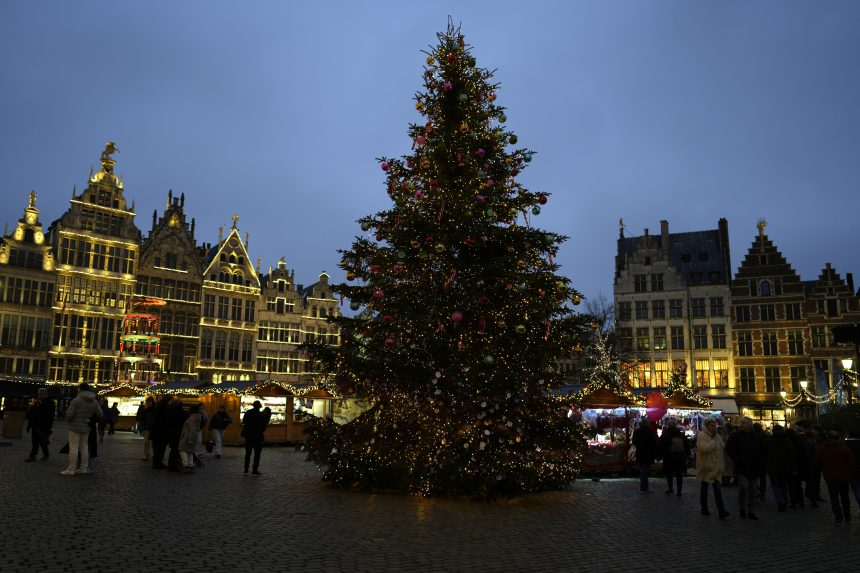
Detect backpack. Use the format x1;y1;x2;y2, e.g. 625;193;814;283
670;436;685;453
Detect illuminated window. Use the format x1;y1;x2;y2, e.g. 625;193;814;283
654;360;669;386
695;359;710;388
713;359;729;388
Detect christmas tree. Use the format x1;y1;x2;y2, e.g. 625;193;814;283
301;23;590;499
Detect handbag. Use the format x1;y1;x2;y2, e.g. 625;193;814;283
627;443;637;462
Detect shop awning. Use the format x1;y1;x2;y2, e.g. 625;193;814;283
710;398;739;415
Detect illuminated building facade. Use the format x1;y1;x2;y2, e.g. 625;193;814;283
614;219;735;401
197;218;260;382
0;192;56;379
46;144;139;384
135;191;204;379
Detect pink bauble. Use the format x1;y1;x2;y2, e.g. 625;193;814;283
415;190;425;199
381;162;390;171
475;194;485;203
476;148;485;157
385;337;395;347
416;135;426;145
372;288;384;300
451;311;464;323
443;81;453;91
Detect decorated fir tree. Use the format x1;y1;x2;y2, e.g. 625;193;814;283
301;24;590;499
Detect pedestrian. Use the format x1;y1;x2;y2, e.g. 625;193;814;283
241;400;271;475
107;402;120;434
97;397;110;442
632;417;658;493
814;430;855;524
166;399;187;472
721;421;736;487
136;397;156;461
726;416;766;520
179;404;203;473
61;383;103;476
801;424;824;507
149;396;171;469
208;404;232;459
660;418;689;496
845;429;860;509
753;422;770;499
786;428;808;509
195;405;209;463
765;425;796;512
696;416;729;519
25;388;55;462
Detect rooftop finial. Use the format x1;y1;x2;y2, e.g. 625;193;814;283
232;214;239;229
29;190;37;209
757;217;767;236
619;217;625;238
101;141;119;174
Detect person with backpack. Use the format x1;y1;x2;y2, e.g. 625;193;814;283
61;383;103;476
660;418;690;496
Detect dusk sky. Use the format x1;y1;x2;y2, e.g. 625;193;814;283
2;1;858;303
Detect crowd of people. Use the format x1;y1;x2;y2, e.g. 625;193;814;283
632;415;860;525
23;382;273;477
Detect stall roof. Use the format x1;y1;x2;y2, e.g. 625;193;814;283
579;387;640;408
710;398;739;415
152;380;209;391
666;391;714;410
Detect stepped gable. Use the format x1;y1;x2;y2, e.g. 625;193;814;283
731;222;804;297
808;263;854;298
139;190;206;275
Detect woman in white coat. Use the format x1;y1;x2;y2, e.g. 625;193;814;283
696;417;729;518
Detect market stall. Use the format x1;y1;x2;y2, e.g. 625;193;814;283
101;383;147;431
575;386;643;473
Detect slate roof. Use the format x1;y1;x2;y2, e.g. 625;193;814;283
618;225;729;285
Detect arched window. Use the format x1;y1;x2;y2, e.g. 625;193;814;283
760;280;771;296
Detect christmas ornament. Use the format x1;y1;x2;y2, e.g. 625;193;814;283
538;195;548;205
451;311;464;323
531;206;541;215
509;134;518;144
381;161;390;171
385;337;395;347
498;114;507;123
458;93;468;102
572;294;582;306
515;324;526;334
443;81;453;92
361;222;371;231
416;135;426;145
483;355;495;365
349;301;360;311
372;289;384;300
434;243;445;253
346;272;355;281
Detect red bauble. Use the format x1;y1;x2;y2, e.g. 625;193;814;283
372;289;384;300
385;337;395;347
538;195;548;205
383;315;393;323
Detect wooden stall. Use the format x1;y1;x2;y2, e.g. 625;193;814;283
576;386;643;474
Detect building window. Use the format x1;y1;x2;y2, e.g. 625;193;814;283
711;324;726;349
790;366;805;393
735;306;751;322
714;359;729;389
737;332;753;356
199;330;213;359
765;366;781;393
691;298;706;318
244;300;255;323
203;295;215;318
695;359;711;388
760;304;775;321
618;328;633;352
693;325;708;349
634;274;647;292
814;359;830;391
652;299;665;319
760;280;771;296
671;326;684;350
650;273;664;292
739;367;756;393
636;327;650;351
762;330;778;355
710;297;724;317
214;332;226;361
617;302;631;321
636;362;652;388
669;299;683;318
653;327;666;350
785;303;801;320
787;330;804;355
231;298;242;321
654;360;669;386
811;326;828;348
217;297;229;319
635;301;649;320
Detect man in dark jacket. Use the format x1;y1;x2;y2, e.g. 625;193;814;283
726;416;767;519
25;388;55;462
242;401;271;475
632;417;658;493
149;396;172;469
208;404;233;459
814;431;856;524
766;425;796;511
660;418;690;496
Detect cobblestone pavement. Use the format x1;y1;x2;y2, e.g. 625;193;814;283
1;422;858;573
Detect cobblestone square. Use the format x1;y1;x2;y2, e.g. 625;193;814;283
1;423;858;573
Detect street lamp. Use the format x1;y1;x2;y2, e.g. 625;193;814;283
780;380;825;423
841;358;857;404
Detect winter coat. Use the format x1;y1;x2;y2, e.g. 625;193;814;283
179;413;202;453
726;430;766;476
814;439;856;482
27;397;55;431
108;405;120;423
148;397;171;441
241;408;271;443
696;430;725;483
209;411;232;431
136;404;156;433
65;391;103;434
845;438;860;480
766;432;796;479
660;426;690;472
632;426;658;465
166;404;187;445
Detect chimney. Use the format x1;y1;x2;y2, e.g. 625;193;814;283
847;272;854;294
718;218;731;285
660;220;669;256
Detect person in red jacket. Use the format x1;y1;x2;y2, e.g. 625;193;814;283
814;430;856;524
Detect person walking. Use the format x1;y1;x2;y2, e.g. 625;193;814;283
165;399;187;472
208;404;232;459
786;428;808;509
753;422;769;499
660;418;689;496
766;425;796;512
61;383;103;476
136;397;156;461
814;430;855;524
241;401;271;475
149;396;171;470
178;404;203;473
696;417;729;519
25;388;55;462
97;397;110;442
726;417;766;520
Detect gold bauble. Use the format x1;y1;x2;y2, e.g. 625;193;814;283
426;56;435;65
459;122;469;132
572;294;582;305
346;272;355;281
410;239;420;249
